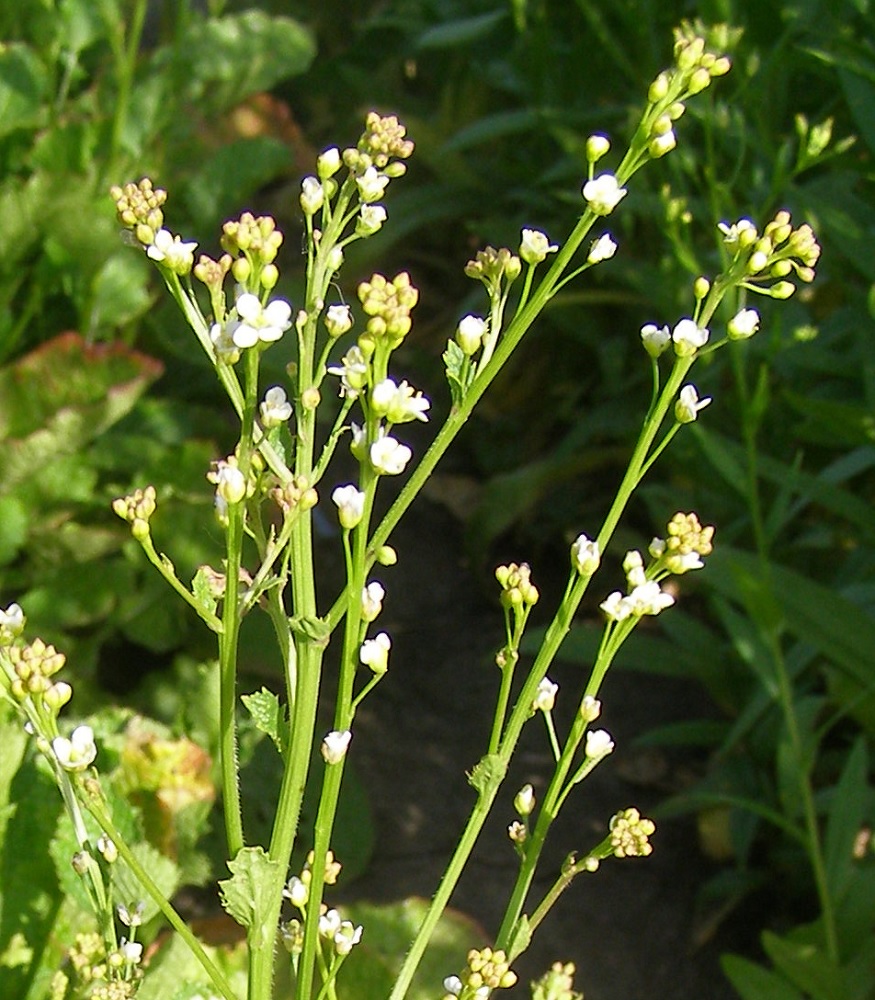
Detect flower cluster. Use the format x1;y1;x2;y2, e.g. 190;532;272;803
650;512;715;575
495;562;540;610
319;907;364;957
110;178;167;248
599;548;675;622
358;271;420;350
112;485;157;542
609;807;656;858
443;947;518;999
722;210;821;300
531;962;583;1000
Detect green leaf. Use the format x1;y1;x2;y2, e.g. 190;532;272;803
721;953;804;1000
0;333;163;490
0;754;63;1000
112;841;180;925
241;687;284;755
191;566;219;620
415;9;508;49
178;10;315;110
761;930;845;1000
824;737;868;900
468;753;506;795
0;494;27;565
338;898;483;1000
218;846;280;948
182;137;294;230
443;339;469;408
0;44;49;137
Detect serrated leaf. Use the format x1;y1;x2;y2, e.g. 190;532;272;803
241;688;284;754
443;339;469;407
218;846;280;948
467;753;506;795
191;566;220;620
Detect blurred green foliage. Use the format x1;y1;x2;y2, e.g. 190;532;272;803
1;0;874;996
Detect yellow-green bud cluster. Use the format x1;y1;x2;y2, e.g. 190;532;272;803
357;272;419;350
639;22;732;164
110;178;167;246
271;475;318;515
728;210;820;298
461;947;518;993
6;637;66;702
531;961;583;1000
464;245;522;288
349;112;415;170
495;562;540;609
609;807;656;857
665;512;714;563
219;211;284;293
112;485;157;541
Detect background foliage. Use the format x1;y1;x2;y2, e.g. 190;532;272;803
1;0;874;998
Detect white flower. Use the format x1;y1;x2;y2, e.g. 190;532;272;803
585;729;614;758
514;784;535;816
650;130;676;157
671;318;709;357
146;229;197;272
325;303;353;338
300;176;325;215
586;134;611;161
319;908;342;938
443;976;463;996
356;166;390;203
208;459;247;504
332;485;366;529
260;386;293;427
640;323;671;358
582;173;627;216
519;228;558;265
532;677;558;713
456;314;487;355
360;632;391;674
357;204;387;236
675;384;712;423
349;422;367;461
231;293;293;348
371;378;430;423
718;218;756;249
728;307;760;340
317;147;342;179
283;875;309;908
665;551;705;574
361;581;385;622
0;602;25;640
327;345;368;398
370;432;413;475
579;695;601;722
626;580;674;616
571;534;600;576
587;233;617;264
333;920;363;956
321;730;352;764
623;549;646;588
210;321;241;365
600;591;632;622
120;939;143;965
53;725;97;771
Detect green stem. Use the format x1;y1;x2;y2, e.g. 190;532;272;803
80;790;239;1000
